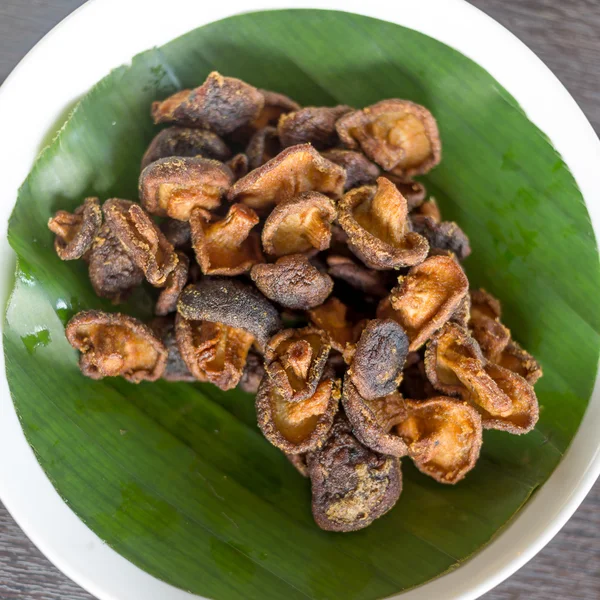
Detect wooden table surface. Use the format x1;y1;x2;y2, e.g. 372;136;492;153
0;1;598;598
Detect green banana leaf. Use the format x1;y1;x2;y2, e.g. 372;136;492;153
4;9;599;599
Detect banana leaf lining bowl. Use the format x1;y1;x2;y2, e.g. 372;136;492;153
0;1;599;599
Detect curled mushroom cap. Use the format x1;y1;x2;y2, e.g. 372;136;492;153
66;310;167;383
256;372;340;454
103;199;178;287
265;327;331;402
246;126;282;170
394;396;483;484
155;252;189;316
278;105;352;150
424;323;539;433
139;156;233;221
177;277;281;351
308;411;402;532
251;254;333;310
338;177;429;269
412;197;441;223
336;99;441;177
326;255;390;298
48;197;102;261
349;319;409;401
261;192;337;257
227;144;346;211
410;215;472;261
321;149;380;191
190;204;263;276
388;255;469;351
151;72;264;135
151;316;195;382
468;288;511;361
497;340;543;385
141;127;231;170
380;174;427;210
87;224;144;304
251;89;301;130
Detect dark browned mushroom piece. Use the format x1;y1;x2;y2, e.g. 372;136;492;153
226;153;249;181
338;177;429;270
386;255;469;351
278;105;352;150
238;350;265;394
410;215;472;261
66;310;167;383
141;127;232;170
424;322;539;433
87;224;145;304
139;156;233;221
190;204;263;276
349;319;409;401
261;192;337;257
321;149;380;191
48;197;102;261
251;254;333;310
264;327;331;402
246;126;282;170
155;252;189;316
103;199;178;287
151;315;196;382
228;144;346;212
326;255;390;298
308;411;402;532
336;99;441;177
256;372;339;454
151;72;265;135
380;173;427;210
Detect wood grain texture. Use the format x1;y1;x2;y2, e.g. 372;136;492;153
0;0;598;599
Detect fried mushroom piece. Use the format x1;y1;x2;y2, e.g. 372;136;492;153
66;311;167;383
251;254;333;310
151;72;264;135
246;126;282;170
175;313;255;390
151;316;195;382
497;340;543;385
251;89;301;130
278;105;352;150
178;277;281;350
226;153;249;181
468;288;511;362
228;144;346;211
140;127;231;170
261;192;337;257
308;412;402;532
349;319;409;400
321;149;380;191
239;350;265;394
190;204;263;275
424;323;539;433
87;224;144;303
155;252;189;316
338;177;429;269
103;199;178;287
336;99;441;177
139;156;233;221
387;255;469;351
412;197;441;223
380;173;427;210
256;373;339;454
48;197;102;260
264;327;331;402
326;255;390;298
410;215;472;261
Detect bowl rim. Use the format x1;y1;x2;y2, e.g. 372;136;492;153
0;1;598;599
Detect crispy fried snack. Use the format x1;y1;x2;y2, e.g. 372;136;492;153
387;255;469;350
424;323;539;433
251;89;301;130
155;252;189;316
103;199;178;287
348;319;409;400
380;174;427;210
87;224;144;303
48;197;102;261
141;127;231;170
66;310;167;383
410;215;472;261
336;99;441;177
412;197;441;223
256;373;339;453
151;72;264;135
139;156;233;221
308;412;402;532
321;149;380;191
338;177;429;269
239;350;265;394
251;254;333;310
278;105;352;149
265;327;331;402
246;126;282;170
151;315;196;382
226;153;249;181
190;204;263;275
261;192;337;257
497;340;543;385
228;144;346;211
326;255;390;298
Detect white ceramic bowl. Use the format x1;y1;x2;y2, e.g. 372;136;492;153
0;1;598;599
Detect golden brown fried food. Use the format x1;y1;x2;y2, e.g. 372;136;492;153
380;173;427;210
